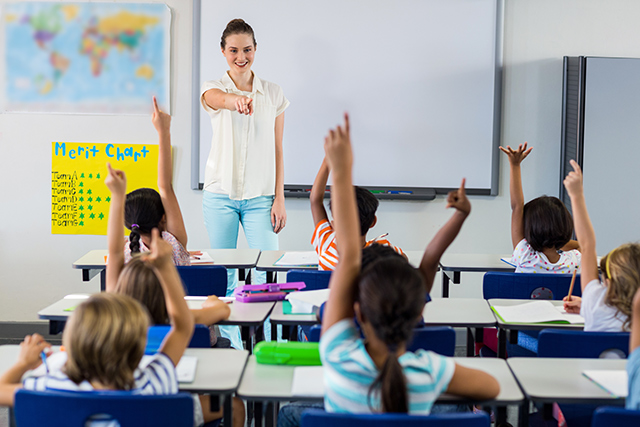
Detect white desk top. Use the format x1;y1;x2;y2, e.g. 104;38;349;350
237;356;523;404
439;254;514;272
508;357;626;404
72;248;261;269
488;299;584;331
38;295;275;327
0;345;248;394
423;298;496;328
255;251;318;272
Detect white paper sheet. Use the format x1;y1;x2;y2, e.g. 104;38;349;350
141;355;197;383
492;300;584;324
274;251;319;267
583;370;628;397
286;289;331;313
291;366;325;397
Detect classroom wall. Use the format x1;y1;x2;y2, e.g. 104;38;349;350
2;0;640;322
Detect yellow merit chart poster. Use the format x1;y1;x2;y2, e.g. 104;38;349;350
52;142;158;235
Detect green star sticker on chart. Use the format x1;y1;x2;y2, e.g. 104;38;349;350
98;212;104;220
89;213;95;219
79;213;85;219
79;221;84;226
88;205;93;211
96;196;101;203
106;196;111;202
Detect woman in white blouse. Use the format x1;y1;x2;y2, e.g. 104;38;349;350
200;19;289;326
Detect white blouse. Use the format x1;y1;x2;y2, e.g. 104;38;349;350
201;72;289;200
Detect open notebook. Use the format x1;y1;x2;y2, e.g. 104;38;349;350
491;300;584;324
274;251;319;267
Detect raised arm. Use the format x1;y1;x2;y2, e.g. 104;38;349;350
271;112;287;234
419;179;471;293
192;295;231;325
446;363;500;401
563;160;599;290
202;88;254;115
499;143;533;248
105;163;127;292
631;288;640;353
310;158;330;226
321;114;362;335
147;229;194;366
0;334;50;406
152;97;188;248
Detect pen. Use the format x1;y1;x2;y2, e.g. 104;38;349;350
40;351;49;374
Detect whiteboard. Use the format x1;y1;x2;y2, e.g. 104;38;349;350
192;0;503;196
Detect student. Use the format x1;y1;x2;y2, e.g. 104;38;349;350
310;157;404;271
320;113;499;413
500;143;581;273
121;97;190;270
627;287;640;409
562;160;640;332
0;231;196;422
105;165;244;426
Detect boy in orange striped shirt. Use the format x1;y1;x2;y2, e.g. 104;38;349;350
310;157;404;271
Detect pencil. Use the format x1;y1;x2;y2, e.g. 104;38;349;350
566;269;577;301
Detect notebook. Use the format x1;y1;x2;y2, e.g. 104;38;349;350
291;366;324;397
285;289;330;314
190;252;214;264
582;370;628;398
491;300;584;324
141;355;198;383
274;251;319;267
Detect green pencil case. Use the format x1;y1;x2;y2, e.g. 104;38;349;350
254;342;321;365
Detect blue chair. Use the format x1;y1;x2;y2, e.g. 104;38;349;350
483;271;582;300
307;325;322;342
407;327;456;356
592;407;640;426
177;265;228;297
538;329;629;359
301;409;490;427
146;324;211;353
287;269;332;291
15;389;194;427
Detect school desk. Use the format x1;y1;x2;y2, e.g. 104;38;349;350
256;250;426;283
236;356;524;427
72;248;261;291
38;294;275;352
487;299;584;359
507;357;626;425
439;253;514;298
0;345;248;427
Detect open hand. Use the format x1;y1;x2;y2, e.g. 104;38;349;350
152;96;171;135
446;178;471;216
105;163;126;196
145;228;173;267
234;95;253;115
499;143;533;166
563;159;583;198
324;113;353;174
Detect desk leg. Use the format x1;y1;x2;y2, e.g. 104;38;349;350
498;328;507;359
495;406;507;425
542;403;553;420
265;402;276;427
49;320;66;335
100;269;106;292
466;328;474;357
266;271;275;283
223;394;233;427
254;401;264;427
509;330;518;344
519;400;529;427
271;321;278;341
239;268;246;282
441;272;450;298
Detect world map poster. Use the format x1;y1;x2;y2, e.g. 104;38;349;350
1;2;170;114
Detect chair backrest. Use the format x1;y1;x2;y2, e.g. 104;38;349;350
287;270;332;291
591;406;640;427
301;409;490;427
483;271;582;300
407;326;456;356
146;324;210;354
538;329;629;358
15;389;194;427
177;265;227;296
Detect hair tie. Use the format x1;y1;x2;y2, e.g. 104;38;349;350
606;247;618;279
131;224;140;231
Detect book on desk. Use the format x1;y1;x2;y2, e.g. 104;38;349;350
492;300;584;324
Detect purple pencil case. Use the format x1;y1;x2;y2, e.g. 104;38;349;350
234;282;306;303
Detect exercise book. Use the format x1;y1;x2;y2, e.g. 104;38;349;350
491;301;584;324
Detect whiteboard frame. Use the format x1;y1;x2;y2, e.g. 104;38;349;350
191;0;504;199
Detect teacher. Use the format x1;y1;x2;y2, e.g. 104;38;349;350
200;19;289;294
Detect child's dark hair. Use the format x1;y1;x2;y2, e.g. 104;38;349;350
329;186;379;236
221;19;257;49
362;243;405;270
523;196;573;252
124;188;165;254
358;257;425;413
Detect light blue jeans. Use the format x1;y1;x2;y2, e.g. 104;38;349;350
203;192;279;348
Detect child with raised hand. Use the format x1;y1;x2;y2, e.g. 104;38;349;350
500;143;581;273
310;158;404;271
320;113;499;414
562;160;640;331
122;96;190;267
0;230;194;412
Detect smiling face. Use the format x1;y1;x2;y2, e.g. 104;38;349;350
222;33;255;74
